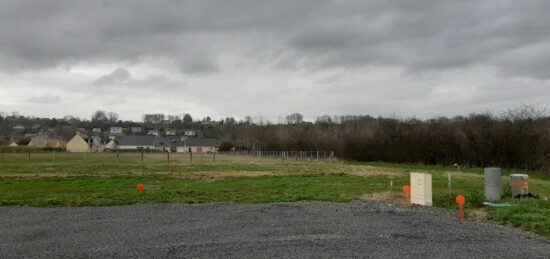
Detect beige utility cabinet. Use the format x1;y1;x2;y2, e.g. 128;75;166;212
410;172;433;206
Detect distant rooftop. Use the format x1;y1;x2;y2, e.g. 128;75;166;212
119;135;171;147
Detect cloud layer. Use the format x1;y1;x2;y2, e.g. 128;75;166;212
1;0;549;120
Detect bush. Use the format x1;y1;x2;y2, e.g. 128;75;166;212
0;147;64;153
218;141;233;151
466;191;485;208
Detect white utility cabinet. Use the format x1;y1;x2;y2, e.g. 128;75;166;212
410;172;433;206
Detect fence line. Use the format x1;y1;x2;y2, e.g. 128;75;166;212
0;149;336;164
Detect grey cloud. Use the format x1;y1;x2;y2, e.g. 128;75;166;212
180;59;217;75
25;95;61;103
2;0;550;121
94;68;131;85
1;0;550;78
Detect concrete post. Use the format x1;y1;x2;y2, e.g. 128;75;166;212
484;167;502;202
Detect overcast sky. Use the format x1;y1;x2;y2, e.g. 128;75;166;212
1;0;549;121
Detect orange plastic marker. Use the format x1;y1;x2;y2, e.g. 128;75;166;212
456;195;466;222
137;183;145;192
403;185;411;205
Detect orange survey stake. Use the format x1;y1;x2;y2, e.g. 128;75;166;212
137;183;145;192
403;185;411;205
455;195;466;222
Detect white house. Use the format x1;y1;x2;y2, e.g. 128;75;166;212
118;135;172;152
184;130;196;136
131;127;142;134
176;138;217;153
165;129;177;136
110;127;123;135
147;130;159;136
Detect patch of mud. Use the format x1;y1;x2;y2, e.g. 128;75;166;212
358;192;406;204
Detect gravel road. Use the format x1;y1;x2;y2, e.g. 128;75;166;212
1;202;549;258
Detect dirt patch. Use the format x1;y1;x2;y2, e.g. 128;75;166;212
185;171;287;181
468;208;488;222
449;172;483;179
0;173;72;179
344;165;407;178
133;171;290;181
358;192;406;204
0;171;290;180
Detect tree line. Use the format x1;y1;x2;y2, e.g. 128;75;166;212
220;106;550;173
2;106;550;173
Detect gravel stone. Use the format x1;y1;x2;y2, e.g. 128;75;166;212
1;201;549;258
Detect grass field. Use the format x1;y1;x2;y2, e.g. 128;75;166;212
1;152;550;237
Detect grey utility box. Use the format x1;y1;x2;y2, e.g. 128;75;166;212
484;167;501;202
510;174;529;197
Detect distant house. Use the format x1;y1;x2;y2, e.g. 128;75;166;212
184;130;196;136
110;127;123;135
38;129;50;136
147;130;159;136
66;133;103;152
118;135;172;151
27;136;66;149
66;134;89;152
13;125;25;130
89;136;104;152
176;138;218;153
104;139;117;150
92;128;102;133
165;129;177;136
131;127;143;134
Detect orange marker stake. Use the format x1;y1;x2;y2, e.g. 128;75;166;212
456;195;466;222
137;183;145;192
403;185;411;206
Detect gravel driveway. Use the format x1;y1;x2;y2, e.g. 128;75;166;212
1;202;549;258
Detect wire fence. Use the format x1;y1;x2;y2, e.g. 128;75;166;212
218;150;336;162
0;150;336;165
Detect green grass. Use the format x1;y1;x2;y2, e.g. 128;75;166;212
0;174;400;206
1;153;550;237
488;199;550;237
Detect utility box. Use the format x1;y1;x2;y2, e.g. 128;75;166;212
510;174;529;198
410;173;433;206
484;167;501;202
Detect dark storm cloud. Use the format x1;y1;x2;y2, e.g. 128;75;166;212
1;0;550;78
